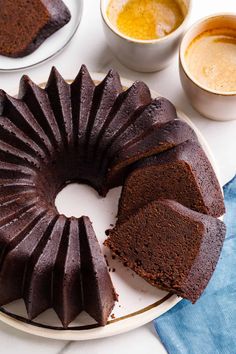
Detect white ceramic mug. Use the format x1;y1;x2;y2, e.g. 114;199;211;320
100;0;192;72
179;14;236;121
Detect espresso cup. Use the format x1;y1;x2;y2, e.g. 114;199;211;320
179;14;236;121
101;0;192;72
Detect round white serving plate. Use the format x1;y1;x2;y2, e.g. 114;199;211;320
0;0;83;72
0;73;220;340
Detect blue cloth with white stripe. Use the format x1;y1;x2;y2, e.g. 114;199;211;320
154;176;236;354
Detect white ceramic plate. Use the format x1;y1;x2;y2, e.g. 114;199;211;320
0;74;220;340
0;0;83;72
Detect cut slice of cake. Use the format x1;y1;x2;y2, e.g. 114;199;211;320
105;199;226;303
0;0;71;58
118;140;225;223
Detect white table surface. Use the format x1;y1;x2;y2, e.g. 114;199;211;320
0;0;235;353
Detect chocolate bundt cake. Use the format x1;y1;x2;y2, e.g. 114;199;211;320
105;199;226;303
118;140;225;223
0;65;180;326
0;0;71;58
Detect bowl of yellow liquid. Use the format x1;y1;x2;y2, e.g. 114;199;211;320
180;13;236;120
101;0;191;72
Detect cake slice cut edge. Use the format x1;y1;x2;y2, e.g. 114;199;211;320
105;199;226;303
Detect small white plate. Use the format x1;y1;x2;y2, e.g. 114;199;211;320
0;0;83;72
0;74;221;340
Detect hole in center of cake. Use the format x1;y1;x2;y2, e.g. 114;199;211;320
55;183;122;237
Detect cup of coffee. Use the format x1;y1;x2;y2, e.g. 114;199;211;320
101;0;192;72
179;14;236;121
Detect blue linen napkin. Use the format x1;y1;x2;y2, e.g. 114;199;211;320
154;176;236;354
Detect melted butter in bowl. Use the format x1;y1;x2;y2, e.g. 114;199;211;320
185;28;236;93
107;0;185;40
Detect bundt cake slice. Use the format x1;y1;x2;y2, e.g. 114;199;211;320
106;120;198;192
80;216;117;326
0;0;71;58
105;199;226;303
118;140;225;222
